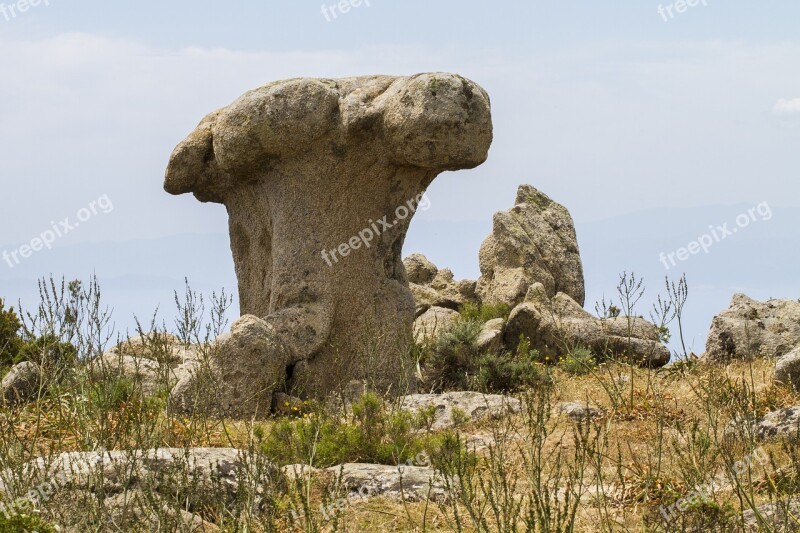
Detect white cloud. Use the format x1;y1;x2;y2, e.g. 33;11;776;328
773;97;800;116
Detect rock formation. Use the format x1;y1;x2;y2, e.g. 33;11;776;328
477;185;585;308
504;283;671;367
706;294;800;361
164;74;492;415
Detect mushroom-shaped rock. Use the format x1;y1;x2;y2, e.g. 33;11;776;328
165;74;492;414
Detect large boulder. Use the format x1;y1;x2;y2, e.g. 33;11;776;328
706;295;800;362
1;361;42;405
504;283;670;367
164;74;493;414
476;185;585;309
413;307;461;346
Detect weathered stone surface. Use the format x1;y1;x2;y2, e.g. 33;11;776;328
108;333;185;364
327;463;449;502
1;361;42;404
399;391;522;430
504;283;670;367
102;490;219;532
555;401;604;421
165;74;492;413
754;406;800;440
407;260;478;316
775;347;800;390
403;253;439;285
477;185;585;308
476;318;505;353
90;354;164;394
743;499;800;532
706;294;800;361
413;307;460;345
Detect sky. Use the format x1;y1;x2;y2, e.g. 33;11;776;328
0;1;798;352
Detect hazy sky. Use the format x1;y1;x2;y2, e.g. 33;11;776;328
0;1;798;345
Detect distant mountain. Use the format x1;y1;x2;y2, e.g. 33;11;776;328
1;204;796;357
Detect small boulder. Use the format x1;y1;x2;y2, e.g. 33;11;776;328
555;401;604;421
1;361;42;404
706;294;800;361
754;406;800;440
775;347;800;390
403;253;439;285
328;463;448;502
399;391;522;430
476;318;505;353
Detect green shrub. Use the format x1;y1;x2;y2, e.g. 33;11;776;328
558;345;597;376
473;351;550;393
459;302;511;323
16;334;78;370
0;298;23;369
423;319;483;391
0;510;58;533
261;392;455;468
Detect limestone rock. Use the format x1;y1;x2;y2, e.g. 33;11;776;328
477;185;585;308
555;401;604;421
328;463;449;502
476;318;505;353
399;391;522;430
413;307;461;345
165;74;492;414
775;347;800;390
403;253;439;285
754;406;800;440
1;361;42;404
706;294;800;361
742;499;800;532
504;283;670;367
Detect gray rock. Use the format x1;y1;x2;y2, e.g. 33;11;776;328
755;406;800;440
706;294;800;361
743;499;800;532
2;448;276;510
476;318;505;353
102;490;218;532
328;463;448;502
555;401;604;421
165;74;493;414
89;353;164;395
775;347;800;390
477;185;585;308
399;391;522;430
413;307;461;346
403;253;439;285
1;361;42;404
504;283;670;367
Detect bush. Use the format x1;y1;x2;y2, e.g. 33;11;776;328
0;510;58;533
0;298;23;369
473;351;550;393
261;392;455;468
558;345;597;376
459;302;511;323
16;334;78;371
423;319;483;391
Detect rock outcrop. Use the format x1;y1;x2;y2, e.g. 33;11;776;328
706;295;800;361
405;255;478;316
775;347;800;391
165;74;493;414
399;391;522;430
504;283;670;367
1;361;42;404
477;185;585;308
413;307;461;346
